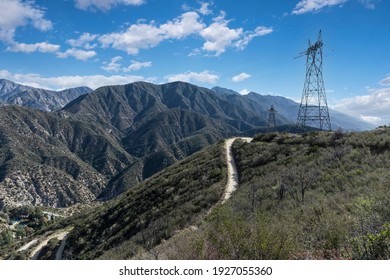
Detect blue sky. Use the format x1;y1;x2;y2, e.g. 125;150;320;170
0;0;390;124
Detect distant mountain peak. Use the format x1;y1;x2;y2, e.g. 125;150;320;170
0;79;93;111
211;86;240;96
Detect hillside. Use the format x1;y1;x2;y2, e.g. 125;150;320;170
0;81;378;207
62;81;277;137
155;130;390;260
0;106;135;209
61;143;227;259
0;79;92;111
61;81;283;199
2;130;390;260
20;129;388;260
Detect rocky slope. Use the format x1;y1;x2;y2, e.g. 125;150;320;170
61;81;281;199
61;143;227;259
0;106;135;209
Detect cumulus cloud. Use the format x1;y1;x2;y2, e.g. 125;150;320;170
199;12;273;56
198;2;213;15
97;9;271;56
199;11;242;56
0;0;52;42
165;71;220;84
99;12;204;55
67;33;98;49
7;42;60;53
101;56;123;72
0;69;151;90
126;60;152;71
74;0;145;11
160;12;205;39
333;86;390;125
232;72;251;82
101;57;152;72
235;26;273;50
57;48;97;61
292;0;348;15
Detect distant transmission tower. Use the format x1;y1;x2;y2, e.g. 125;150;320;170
267;105;277;131
296;30;332;131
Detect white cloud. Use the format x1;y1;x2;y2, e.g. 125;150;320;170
332;86;390;125
165;71;220;84
0;0;52;42
57;48;97;61
97;10;271;56
358;0;379;9
101;56;123;72
200;12;242;56
74;0;145;11
199;12;272;56
379;74;390;86
235;26;273;50
126;60;152;71
239;89;250;95
160;12;205;39
198;2;213;15
232;72;251;82
101;57;152;72
359;114;382;124
67;33;98;49
188;48;202;57
0;69;151;90
7;42;60;53
99;12;204;55
292;0;348;15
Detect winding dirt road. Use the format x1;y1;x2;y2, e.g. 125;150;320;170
30;231;68;260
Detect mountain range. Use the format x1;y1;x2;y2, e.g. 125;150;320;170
0;79;92;111
0;79;375;209
212;86;375;131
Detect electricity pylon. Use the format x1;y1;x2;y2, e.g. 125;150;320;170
296;30;332;131
267;105;277;131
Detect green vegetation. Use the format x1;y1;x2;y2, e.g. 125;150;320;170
3;129;389;260
62;142;227;259
36;237;61;260
160;130;389;259
0;205;65;259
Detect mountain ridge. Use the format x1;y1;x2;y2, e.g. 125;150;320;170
0;80;377;208
0;79;92;111
211;86;375;131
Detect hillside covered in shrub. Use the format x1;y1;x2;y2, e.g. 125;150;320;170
157;129;389;260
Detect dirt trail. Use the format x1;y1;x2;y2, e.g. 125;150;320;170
17;239;38;252
30;231;68;260
223;137;252;202
55;235;68;260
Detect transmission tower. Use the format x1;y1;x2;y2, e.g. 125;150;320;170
267;105;277;131
296;30;332;131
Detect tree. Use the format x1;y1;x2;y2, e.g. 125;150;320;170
282;165;318;204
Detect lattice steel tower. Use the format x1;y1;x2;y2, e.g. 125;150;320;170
267;105;277;131
296;30;332;131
